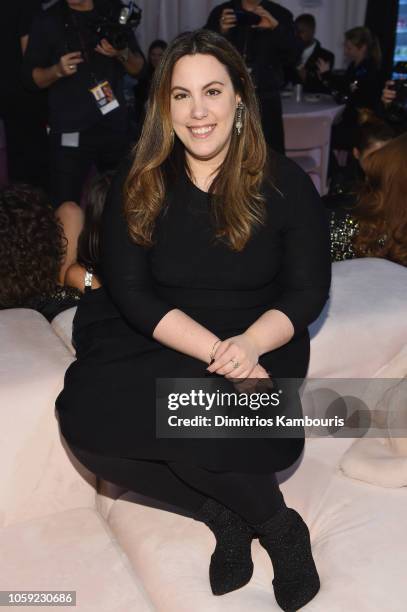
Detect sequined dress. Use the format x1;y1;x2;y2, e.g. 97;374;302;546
329;208;359;262
1;285;82;322
329;207;387;263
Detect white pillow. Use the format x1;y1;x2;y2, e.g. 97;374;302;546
309;258;407;378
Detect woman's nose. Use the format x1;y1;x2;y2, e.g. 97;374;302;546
190;97;208;119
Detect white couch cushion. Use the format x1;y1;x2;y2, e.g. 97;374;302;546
0;309;96;527
107;495;277;612
51;306;77;355
309;258;407;377
0;507;154;612
103;437;407;612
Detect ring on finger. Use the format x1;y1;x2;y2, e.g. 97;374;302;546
230;359;240;369
69;64;75;70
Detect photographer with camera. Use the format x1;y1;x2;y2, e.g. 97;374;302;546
205;0;297;154
22;0;144;210
379;74;407;135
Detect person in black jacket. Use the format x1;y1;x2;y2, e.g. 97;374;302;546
205;0;297;153
294;13;335;93
22;0;145;210
317;26;382;152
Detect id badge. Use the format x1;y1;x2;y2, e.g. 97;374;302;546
89;80;120;115
61;132;80;147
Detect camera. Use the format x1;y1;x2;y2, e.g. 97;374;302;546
233;9;261;27
390;62;407;108
231;1;261;27
385;62;407;122
93;1;142;50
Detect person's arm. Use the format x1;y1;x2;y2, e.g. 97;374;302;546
32;51;83;88
249;167;331;349
206;163;332;379
328;50;335;71
22;14;47;90
252;5;297;66
19;0;43;55
21;35;29;54
22;14;83;90
204;6;223;33
100;161;220;366
204;5;237;38
95;37;145;78
117;47;145;77
65;263;101;292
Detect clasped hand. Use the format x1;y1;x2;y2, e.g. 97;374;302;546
206;333;270;380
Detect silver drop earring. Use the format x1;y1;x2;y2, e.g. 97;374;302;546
235;102;244;135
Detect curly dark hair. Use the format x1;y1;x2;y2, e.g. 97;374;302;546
0;184;66;308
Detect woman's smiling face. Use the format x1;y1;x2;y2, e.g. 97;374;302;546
170;53;241;164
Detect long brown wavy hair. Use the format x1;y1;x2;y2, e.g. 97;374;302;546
0;184;66;307
124;29;273;251
352;132;407;266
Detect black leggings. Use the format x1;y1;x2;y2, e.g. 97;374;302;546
68;443;286;525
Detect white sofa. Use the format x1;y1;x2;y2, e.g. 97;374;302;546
1;258;407;612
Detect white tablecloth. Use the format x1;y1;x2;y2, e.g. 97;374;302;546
282;94;345;195
282;94;344;119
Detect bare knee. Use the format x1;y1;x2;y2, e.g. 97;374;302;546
56;200;84;225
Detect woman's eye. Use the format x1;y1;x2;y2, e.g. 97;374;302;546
173;93;188;100
206;89;221;96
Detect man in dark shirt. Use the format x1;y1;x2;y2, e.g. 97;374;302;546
23;0;144;209
294;14;335;93
205;0;297;153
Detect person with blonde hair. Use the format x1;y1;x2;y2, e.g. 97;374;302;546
318;26;382;155
56;29;331;610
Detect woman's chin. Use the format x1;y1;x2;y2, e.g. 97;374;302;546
185;141;230;162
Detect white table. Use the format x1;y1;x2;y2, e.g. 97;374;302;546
282;93;345;194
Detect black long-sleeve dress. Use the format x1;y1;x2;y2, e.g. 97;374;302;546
55;152;331;474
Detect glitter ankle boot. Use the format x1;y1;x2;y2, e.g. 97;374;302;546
195;497;255;595
253;506;320;611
